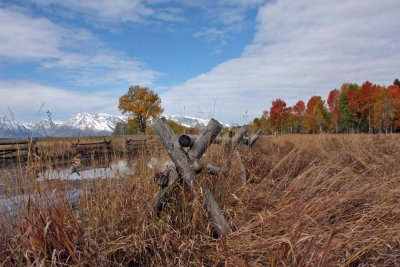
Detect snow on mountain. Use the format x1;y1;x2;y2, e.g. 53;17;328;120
0;113;231;138
0;116;33;138
53;112;125;137
163;115;232;128
0;113;125;138
29;119;60;137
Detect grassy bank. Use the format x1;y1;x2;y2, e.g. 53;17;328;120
1;134;400;265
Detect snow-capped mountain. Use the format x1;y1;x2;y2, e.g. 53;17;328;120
0;116;32;138
30;119;63;137
53;113;125;137
0;113;126;138
164;115;232;128
0;113;231;138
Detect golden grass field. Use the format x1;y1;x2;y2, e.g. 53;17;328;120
1;134;400;266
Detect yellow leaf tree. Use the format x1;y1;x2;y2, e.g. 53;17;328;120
118;85;163;134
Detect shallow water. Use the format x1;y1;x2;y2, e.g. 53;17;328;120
37;159;136;181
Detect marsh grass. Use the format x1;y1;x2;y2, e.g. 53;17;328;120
1;134;400;266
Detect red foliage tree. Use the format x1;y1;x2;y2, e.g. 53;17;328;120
269;99;290;133
360;81;379;132
292;100;305;133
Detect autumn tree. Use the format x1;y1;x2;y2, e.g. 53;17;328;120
386;85;400;131
269;99;290;133
314;101;331;133
259;79;400;134
118;85;163;134
346;83;363;131
359;82;379;132
327;89;340;133
292;100;305;133
303;96;330;133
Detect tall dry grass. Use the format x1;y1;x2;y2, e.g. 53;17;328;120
1;134;400;266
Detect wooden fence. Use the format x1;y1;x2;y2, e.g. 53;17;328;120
152;117;261;238
0;138;38;161
0;124;261;235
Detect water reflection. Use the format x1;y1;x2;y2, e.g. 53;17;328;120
38;160;135;181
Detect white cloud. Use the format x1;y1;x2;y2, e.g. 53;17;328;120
192;1;264;54
194;28;227;54
0;7;87;60
162;0;400;124
28;0;187;23
0;7;159;86
31;0;154;22
0;80;120;121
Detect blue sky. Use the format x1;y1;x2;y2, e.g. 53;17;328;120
1;0;400;124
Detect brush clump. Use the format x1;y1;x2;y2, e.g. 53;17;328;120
1;134;400;266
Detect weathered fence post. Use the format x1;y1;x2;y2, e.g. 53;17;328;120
231;126;248;185
153;117;231;237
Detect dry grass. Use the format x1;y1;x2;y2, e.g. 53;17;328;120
1;134;400;266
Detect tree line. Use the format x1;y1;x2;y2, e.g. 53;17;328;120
252;79;400;134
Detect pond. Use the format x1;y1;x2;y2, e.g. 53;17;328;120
37;159;136;181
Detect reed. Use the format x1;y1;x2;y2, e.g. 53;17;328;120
1;134;400;266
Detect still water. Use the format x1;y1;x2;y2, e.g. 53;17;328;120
37;160;135;181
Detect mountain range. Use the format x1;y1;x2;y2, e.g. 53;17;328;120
0;113;232;138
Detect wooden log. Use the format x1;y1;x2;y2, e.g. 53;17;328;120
0;138;36;146
179;134;223;148
232;126;248;146
154;168;179;214
187;119;223;161
200;182;231;236
74;141;111;147
154;170;170;187
191;159;202;172
235;149;247;185
153;117;197;188
153;117;231;237
0;150;16;156
248;129;262;147
206;164;228;177
178;134;196;148
0;148;24;153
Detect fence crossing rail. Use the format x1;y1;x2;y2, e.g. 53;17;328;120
152;117;261;238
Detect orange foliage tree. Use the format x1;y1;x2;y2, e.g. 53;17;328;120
254;79;400;134
118;85;163;134
269;99;290;133
292;100;305;133
303;96;330;133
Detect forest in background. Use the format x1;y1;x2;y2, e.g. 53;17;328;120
252;79;400;134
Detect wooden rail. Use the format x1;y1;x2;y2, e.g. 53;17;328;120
0;138;38;160
71;139;112;155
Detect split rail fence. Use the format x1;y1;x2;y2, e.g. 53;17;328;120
0;138;38;161
153;117;260;237
0;120;261;236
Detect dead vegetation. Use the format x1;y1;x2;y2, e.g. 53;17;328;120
1;134;400;266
